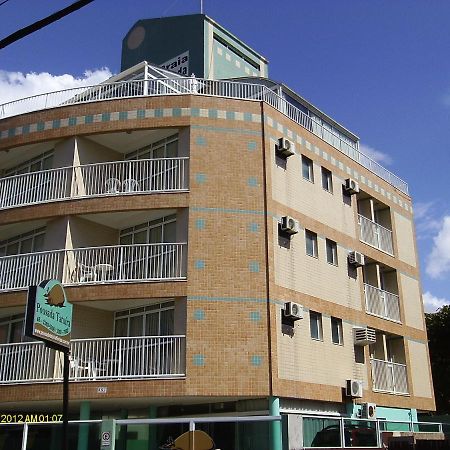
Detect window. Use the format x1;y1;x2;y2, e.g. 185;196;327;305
305;230;318;258
125;134;178;160
302;155;314;182
5;150;53;176
0;315;25;344
331;317;343;345
119;215;176;245
326;239;338;265
310;311;323;341
0;227;45;256
114;302;175;337
321;167;333;192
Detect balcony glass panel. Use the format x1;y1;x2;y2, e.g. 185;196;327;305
364;284;401;322
358;214;394;255
371;358;408;395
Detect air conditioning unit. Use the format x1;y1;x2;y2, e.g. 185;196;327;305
346;379;363;398
344;178;360;194
348;251;365;267
280;216;299;235
277;137;295;157
361;403;377;419
284;302;303;321
353;327;376;346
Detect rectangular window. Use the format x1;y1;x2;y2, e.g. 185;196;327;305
310;311;323;341
119;214;176;245
321;167;333;192
305;230;318;257
302;155;314;182
331;317;343;345
5;150;54;177
326;239;338;265
0;227;46;256
125;134;178;160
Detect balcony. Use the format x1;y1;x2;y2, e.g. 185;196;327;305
370;358;408;395
0;335;186;384
364;283;401;323
0;157;189;210
358;214;394;255
0;242;187;292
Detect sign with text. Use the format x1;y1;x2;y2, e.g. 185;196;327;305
160;50;189;75
25;279;73;351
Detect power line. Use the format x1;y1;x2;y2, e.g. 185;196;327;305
0;0;11;7
0;0;95;50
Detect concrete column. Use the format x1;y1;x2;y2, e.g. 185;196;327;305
77;401;90;450
269;396;282;450
147;406;157;450
116;409;128;450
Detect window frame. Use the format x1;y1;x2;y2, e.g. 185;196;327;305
326;239;338;266
321;167;333;193
305;229;318;258
331;317;344;345
0;227;46;256
309;311;323;341
301;155;314;182
119;214;176;245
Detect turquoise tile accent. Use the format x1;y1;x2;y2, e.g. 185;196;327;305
119;111;128;120
36;122;45;132
244;112;252;122
208;109;218;119
84;115;93;124
196;136;206;146
251;355;262;366
191;108;200;117
196;173;206;184
68;117;77;126
226;111;235;120
155;109;163;117
172;108;182;117
137;109;146;119
52;119;61;129
193;354;205;366
194;309;205;320
247;141;257;151
195;219;206;230
22;124;30;135
101;112;110;122
249;261;260;273
7;128;15;137
195;260;205;270
250;311;261;322
248;223;260;233
247;177;258;187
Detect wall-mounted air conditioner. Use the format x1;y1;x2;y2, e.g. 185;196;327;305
346;379;363;398
277;137;295;157
353;327;376;346
344;178;360;195
280;216;299;235
361;402;377;419
348;251;365;267
283;302;303;321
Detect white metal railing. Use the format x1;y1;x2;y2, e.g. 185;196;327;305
371;358;408;395
364;283;401;322
0;77;408;194
0;243;187;292
0;157;189;210
0;335;186;384
358;214;394;255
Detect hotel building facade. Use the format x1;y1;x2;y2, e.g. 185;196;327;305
0;14;435;450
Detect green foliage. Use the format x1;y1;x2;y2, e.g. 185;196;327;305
425;305;450;414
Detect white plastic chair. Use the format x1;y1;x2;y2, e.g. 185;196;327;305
105;177;121;194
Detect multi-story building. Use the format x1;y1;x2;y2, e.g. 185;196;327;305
0;14;436;450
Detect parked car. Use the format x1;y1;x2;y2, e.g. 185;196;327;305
312;423;377;447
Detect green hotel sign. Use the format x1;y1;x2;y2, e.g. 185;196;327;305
25;279;73;350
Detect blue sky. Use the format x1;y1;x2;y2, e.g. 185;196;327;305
1;0;449;311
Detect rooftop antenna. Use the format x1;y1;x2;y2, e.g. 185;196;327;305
200;0;203;14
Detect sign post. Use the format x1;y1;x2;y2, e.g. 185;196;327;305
25;279;73;450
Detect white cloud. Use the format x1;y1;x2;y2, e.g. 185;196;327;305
359;143;393;166
426;216;450;278
0;68;113;104
422;291;450;313
413;201;442;239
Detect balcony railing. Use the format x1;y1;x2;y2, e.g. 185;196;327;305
358;214;394;255
0;78;408;194
364;283;401;322
0;335;186;384
371;358;408;395
0;157;189;210
0;243;187;292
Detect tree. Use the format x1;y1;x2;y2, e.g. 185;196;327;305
425;305;450;414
